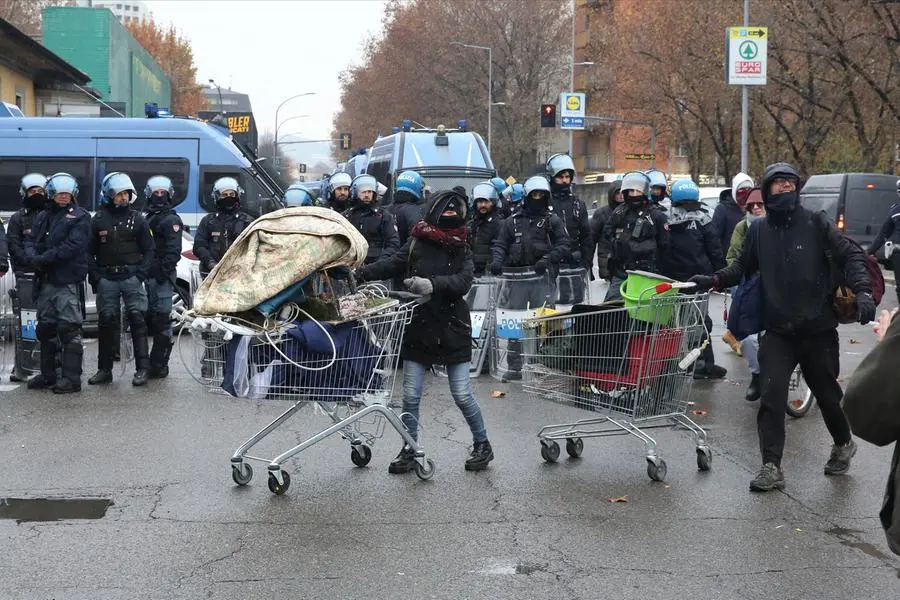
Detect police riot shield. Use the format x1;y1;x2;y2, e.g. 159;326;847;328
7;273;40;381
0;273;19;381
555;266;591;310
490;267;555;382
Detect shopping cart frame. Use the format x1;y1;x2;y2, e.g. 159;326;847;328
521;284;712;482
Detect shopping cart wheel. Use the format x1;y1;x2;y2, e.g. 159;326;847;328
414;458;436;481
267;470;291;495
565;438;584;459
646;458;667;482
696;447;712;472
350;444;372;467
540;440;561;463
231;462;253;486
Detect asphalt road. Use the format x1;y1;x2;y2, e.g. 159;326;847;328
1;290;899;599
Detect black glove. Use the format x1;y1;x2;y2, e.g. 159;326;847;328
534;259;548;276
687;274;716;292
89;279;99;295
0;261;8;275
354;268;369;284
856;292;876;324
489;262;504;276
571;251;582;264
597;259;610;280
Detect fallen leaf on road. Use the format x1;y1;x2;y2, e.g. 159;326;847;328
775;525;784;529
849;339;861;344
691;409;708;416
794;528;803;533
607;496;628;503
664;485;671;489
491;390;505;398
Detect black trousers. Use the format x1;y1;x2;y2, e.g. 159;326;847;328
757;329;852;467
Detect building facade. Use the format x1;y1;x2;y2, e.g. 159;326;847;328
71;0;152;24
42;7;171;118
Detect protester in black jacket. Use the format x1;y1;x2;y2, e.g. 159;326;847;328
711;172;752;255
590;181;623;280
357;190;493;474
691;162;874;493
468;181;503;276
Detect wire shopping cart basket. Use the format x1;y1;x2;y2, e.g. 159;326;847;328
520;284;711;482
179;290;430;495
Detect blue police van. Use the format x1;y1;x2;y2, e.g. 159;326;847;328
362;122;496;204
0;115;282;228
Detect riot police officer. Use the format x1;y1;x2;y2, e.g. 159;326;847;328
868;179;900;304
25;173;91;394
193;177;254;278
468;181;504;276
502;182;525;214
143;175;184;379
88;173;154;387
345;174;400;265
388;170;427;245
283;183;315;207
547;153;593;302
325;172;353;212
7;173;44;382
591;181;624;281
599;171;669;301
646;169;671;215
489;177;510;218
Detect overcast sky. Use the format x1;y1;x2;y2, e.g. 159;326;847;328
145;0;386;165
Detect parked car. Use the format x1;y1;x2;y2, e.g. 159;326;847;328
800;173;899;261
698;186;729;215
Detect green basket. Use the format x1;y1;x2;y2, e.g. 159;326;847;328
619;270;678;325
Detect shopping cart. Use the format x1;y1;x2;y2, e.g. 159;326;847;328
179;290;431;495
520;282;711;482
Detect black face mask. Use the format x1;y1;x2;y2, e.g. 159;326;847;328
50;200;69;213
217;198;238;212
550;180;571;195
625;193;646;207
438;214;465;229
25;193;46;210
148;196;170;213
765;190;798;213
524;195;547;214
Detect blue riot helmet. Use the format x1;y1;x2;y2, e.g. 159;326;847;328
670;179;700;204
489;177;507;196
212;176;244;211
395;170;425;200
645;169;668;201
100;172;137;209
620;171;651;205
144;175;175;213
45;172;79;207
20;172;47;209
547;153;576;179
505;182;525;205
283;184;314;207
351;174;378;204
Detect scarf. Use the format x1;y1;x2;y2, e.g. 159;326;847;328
410;221;468;248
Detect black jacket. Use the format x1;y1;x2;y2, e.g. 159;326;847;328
193;210;254;275
344;203;401;264
357;195;474;366
146;208;184;282
468;209;503;275
7;207;39;274
711;191;744;254
717;207;870;335
661;202;724;281
387;190;426;246
26;205;91;286
550;189;593;268
88;206;155;283
599;201;669;278
492;208;569;268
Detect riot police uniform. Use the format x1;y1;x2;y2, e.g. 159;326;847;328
193;178;254;277
88;172;155;387
468;181;504;276
7;173;46;382
144;176;184;379
599;171;669;301
345;174;400;265
388;171;427;245
868;180;900;304
547;153;593;303
25;173;91;394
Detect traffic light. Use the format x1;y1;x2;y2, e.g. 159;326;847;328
541;104;556;128
298;163;307;174
339;132;352;150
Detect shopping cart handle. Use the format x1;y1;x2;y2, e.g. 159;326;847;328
655;281;696;293
388;290;431;304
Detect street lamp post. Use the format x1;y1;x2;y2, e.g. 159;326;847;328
568;61;594;161
208;78;223;114
274;93;316;149
451;42;493;153
274;114;308;142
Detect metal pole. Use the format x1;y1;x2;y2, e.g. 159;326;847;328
488;47;492;154
650;126;657;169
740;0;749;173
568;0;575;160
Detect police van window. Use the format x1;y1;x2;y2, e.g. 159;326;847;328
200;168;243;213
100;159;189;212
0;158;94;212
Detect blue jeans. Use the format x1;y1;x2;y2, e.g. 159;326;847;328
742;333;760;375
401;360;488;444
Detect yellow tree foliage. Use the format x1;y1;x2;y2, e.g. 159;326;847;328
126;19;207;116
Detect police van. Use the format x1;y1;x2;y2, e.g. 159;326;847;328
362;121;496;204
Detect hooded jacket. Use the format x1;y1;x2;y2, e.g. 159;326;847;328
357;191;474;366
711;179;747;254
716;163;870;335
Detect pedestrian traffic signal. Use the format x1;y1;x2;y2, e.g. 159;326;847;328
339;133;352;150
541;104;556;128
